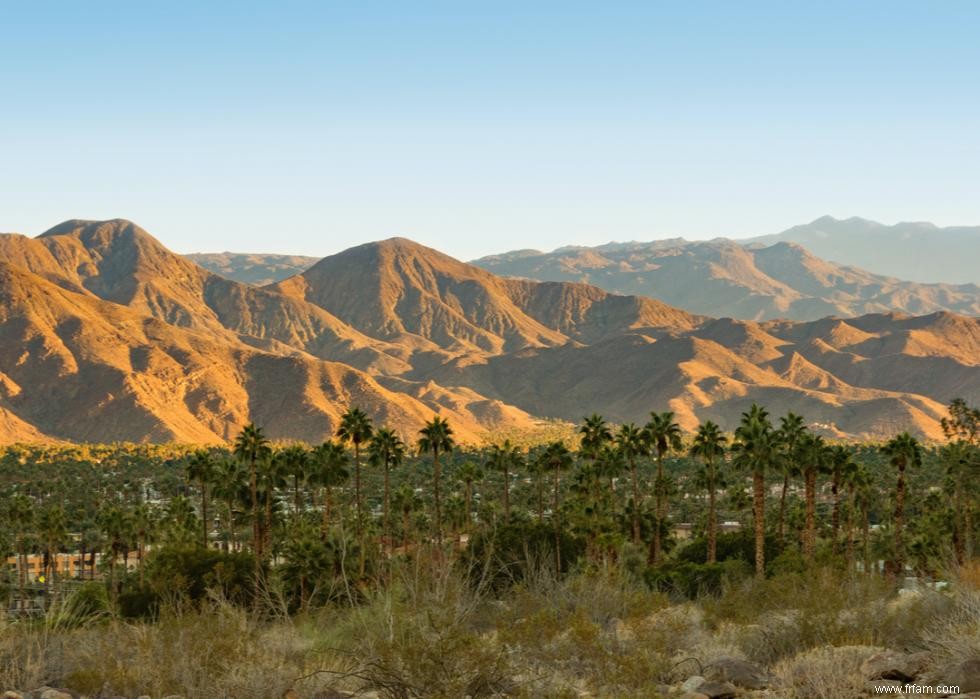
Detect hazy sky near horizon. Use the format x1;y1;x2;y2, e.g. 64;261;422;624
3;1;980;259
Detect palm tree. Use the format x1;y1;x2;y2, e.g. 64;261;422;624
798;433;828;562
336;407;374;537
311;441;349;537
185;449;217;548
98;504;131;601
881;432;923;574
579;414;612;461
846;464;874;573
615;423;649;545
278;444;311;515
941;441;978;564
211;457;247;552
417;416;455;544
541;441;573;573
829;445;858;551
732;403;778;578
233;422;271;589
645;411;683;564
130;502;156;585
37;504;66;591
456;461;484;530
776;413;806;544
7;495;33;611
391;483;421;549
486;440;523;524
690;421;728;564
368;428;406;550
259;452;288;556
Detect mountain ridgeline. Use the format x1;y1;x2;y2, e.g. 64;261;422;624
0;218;977;443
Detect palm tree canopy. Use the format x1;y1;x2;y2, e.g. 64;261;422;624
417;416;455;456
645;411;683;457
337;406;374;447
368;428;407;468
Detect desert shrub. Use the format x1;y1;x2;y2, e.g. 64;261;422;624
141;545;257;610
772;645;881;699
675;531;783;567
321;558;514;698
920;586;980;682
462;520;585;590
645;559;751;599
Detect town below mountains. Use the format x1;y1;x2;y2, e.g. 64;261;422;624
1;218;978;443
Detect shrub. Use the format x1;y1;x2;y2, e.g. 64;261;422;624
645;559;751;599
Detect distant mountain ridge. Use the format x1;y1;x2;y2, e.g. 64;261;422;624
746;215;980;284
473;232;979;321
187;251;318;286
0;218;976;443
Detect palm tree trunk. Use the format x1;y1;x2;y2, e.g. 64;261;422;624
138;534;145;587
894;462;906;574
354;444;362;534
433;448;442;545
464;481;472;531
537;476;544;524
804;467;816;562
862;505;871;575
383;462;391;552
653;453;665;564
201;480;209;549
845;485;855;568
630;457;641;545
707;461;717;564
778;472;788;544
322;486;333;537
503;464;510;524
554;464;562;574
831;470;841;550
753;470;766;578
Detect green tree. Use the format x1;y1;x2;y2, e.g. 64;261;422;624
776;412;806;545
540;441;573;573
37;504;67;590
732;404;779;578
185;449;217;548
368;427;406;550
417;416;455;544
456;461;484;530
336;407;374;539
645;411;683;565
615;423;649;545
881;432;923;574
311;441;349;537
232;422;271;591
486;440;524;524
690;420;728;564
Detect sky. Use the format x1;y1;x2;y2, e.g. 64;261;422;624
2;1;980;260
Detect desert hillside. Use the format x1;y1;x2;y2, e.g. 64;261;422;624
473;235;979;321
0;219;976;442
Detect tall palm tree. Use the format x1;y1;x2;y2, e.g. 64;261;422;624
37;504;66;591
776;413;806;545
456;461;484;530
233;422;271;588
7;495;33;611
211;457;247;552
368;428;406;550
615;423;649;545
130;502;156;585
829;444;858;551
645;411;683;564
798;433;828;562
311;441;350;536
941;441;978;564
541;440;573;573
278;444;311;515
185;449;217;548
486;440;523;524
417;416;455;544
690;420;728;564
847;464;874;573
732;403;778;578
259;452;289;556
392;483;421;549
579;414;612;461
336;407;374;536
881;432;923;574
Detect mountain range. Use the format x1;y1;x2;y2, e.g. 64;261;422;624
190;216;979;322
0;218;977;443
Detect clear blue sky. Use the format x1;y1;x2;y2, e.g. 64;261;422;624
3;1;979;259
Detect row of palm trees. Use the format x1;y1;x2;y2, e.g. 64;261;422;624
4;400;975;606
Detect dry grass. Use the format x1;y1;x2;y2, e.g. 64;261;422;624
772;645;881;699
